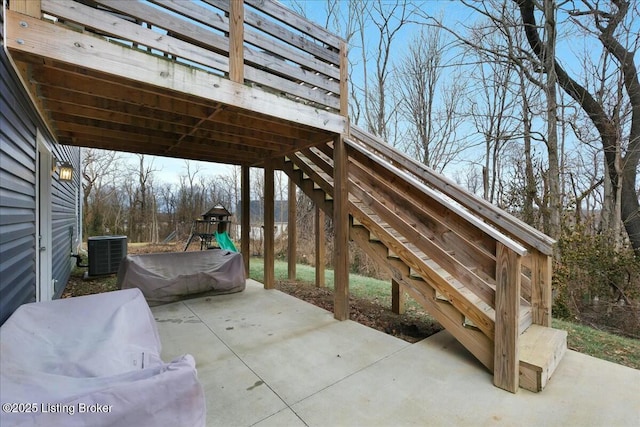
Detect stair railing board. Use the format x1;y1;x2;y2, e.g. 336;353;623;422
42;0;229;74
295;145;528;318
348;150;499;277
208;0;344;110
494;243;523;393
40;0;345;112
346;139;528;257
346;163;497;309
529;251;553;327
348;126;555;255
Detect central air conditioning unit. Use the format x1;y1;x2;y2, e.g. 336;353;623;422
88;236;128;276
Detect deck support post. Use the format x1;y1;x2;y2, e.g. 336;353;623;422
531;250;552;326
333;134;349;320
241;164;250;275
391;279;406;314
229;0;244;83
264;159;275;289
494;242;521;393
287;178;297;281
315;204;326;287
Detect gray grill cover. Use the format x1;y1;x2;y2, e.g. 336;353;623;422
117;250;246;305
0;289;205;427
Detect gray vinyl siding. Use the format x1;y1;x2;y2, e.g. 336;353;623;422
51;144;81;298
1;9;81;322
1;48;37;324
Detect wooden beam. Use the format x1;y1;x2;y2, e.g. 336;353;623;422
229;0;244;83
339;40;349;118
264;160;275;289
287;178;297;281
391;278;406;315
333;134;349;320
5;11;347;134
494;243;521;393
531;250;552;326
10;0;41;17
241;164;250;275
315;204;326;288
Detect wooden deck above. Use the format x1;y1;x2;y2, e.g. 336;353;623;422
4;0;348;166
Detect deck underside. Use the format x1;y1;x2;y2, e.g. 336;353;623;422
5;9;344;166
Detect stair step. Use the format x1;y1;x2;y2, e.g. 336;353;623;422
519;325;567;392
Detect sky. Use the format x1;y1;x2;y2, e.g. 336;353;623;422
117;0;639;186
129;0;471;185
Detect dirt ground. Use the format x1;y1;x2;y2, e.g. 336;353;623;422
275;280;442;343
63;243;442;343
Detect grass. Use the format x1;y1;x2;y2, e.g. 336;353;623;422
251;257;640;370
552;318;640;369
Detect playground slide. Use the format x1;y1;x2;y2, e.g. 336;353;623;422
215;231;238;252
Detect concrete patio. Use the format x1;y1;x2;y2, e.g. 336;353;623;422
152;280;640;427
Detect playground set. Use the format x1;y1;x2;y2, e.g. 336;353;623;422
184;205;238;252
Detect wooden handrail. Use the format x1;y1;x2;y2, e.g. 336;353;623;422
348;126;555;255
345;139;528;257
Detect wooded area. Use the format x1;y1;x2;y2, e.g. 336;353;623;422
80;0;639;337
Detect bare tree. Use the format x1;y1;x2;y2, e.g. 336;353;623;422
81;148;121;236
515;0;640;253
396;25;468;172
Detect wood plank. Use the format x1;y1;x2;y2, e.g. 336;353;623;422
337;144;498;258
519;325;567;392
42;0;229;73
348;141;527;257
244;46;340;94
340;40;348;117
391;278;406;314
210;0;340;63
333;134;349;320
229;0;244;83
348;126;555;255
288;178;297;280
315;204;326;287
350;224;493;370
349;155;498;285
350;197;496;340
348;172;497;309
493;243;521;393
243;64;340;110
98;0;230;58
12;61;56;136
244;0;343;49
531;250;552;326
243;29;340;80
9;0;41;17
241;164;250;274
264;159;275;289
6;11;347;134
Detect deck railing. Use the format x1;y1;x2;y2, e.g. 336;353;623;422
29;0;347;114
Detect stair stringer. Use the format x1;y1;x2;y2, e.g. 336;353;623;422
281;156;495;370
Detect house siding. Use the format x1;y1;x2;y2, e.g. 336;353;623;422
1;11;81;323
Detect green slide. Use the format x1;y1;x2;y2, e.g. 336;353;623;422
214;231;238;252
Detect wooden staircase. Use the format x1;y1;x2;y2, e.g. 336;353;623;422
278;126;567;393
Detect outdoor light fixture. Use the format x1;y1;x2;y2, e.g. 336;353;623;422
58;160;74;182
